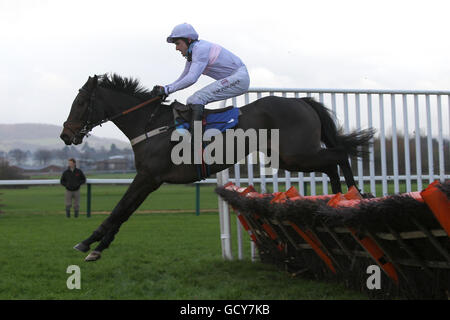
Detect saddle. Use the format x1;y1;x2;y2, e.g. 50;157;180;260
171;101;235;123
171;101;240;132
170;101;241;181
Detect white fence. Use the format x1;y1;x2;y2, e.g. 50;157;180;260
217;87;450;261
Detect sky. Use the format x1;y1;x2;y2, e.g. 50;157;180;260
1;0;449;142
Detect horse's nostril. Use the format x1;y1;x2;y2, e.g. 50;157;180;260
60;133;71;145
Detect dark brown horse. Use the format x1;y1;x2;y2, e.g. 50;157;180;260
60;74;374;261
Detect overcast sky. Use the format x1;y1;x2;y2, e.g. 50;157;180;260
1;0;449;142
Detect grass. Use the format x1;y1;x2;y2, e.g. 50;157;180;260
2;175;420;215
1;184;219;214
0;176;416;300
0;212;367;300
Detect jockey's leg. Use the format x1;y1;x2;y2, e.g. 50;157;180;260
186;65;250;108
187;104;204;136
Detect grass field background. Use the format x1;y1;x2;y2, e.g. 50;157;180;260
0;174;416;300
0;212;367;300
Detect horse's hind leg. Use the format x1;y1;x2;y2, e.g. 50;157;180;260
338;158;357;191
323;165;342;194
279;149;345;194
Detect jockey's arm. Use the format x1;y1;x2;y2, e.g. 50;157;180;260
164;61;190;90
164;47;209;95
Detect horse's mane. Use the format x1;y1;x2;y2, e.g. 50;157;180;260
98;73;153;101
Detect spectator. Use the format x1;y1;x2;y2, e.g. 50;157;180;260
60;158;86;218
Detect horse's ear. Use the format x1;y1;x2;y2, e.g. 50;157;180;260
86;75;98;89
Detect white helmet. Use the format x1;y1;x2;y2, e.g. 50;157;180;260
166;23;199;43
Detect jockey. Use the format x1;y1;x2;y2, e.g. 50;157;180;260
152;23;250;134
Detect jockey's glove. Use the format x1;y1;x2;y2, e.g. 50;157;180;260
152;85;168;101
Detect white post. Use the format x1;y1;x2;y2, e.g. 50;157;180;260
402;94;412;192
234;163;243;260
217;170;233;260
391;94;400;193
247;152;258;262
367;94;376;195
414;95;423;191
379;93;388;196
425;94;434;184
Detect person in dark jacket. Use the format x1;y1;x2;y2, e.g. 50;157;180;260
60;158;86;218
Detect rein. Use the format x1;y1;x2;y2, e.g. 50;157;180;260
66;81;198;146
66;86;163;142
84;89;162;129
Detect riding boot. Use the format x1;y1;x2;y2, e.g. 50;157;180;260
74;210;79;218
189;104;204;137
65;206;71;218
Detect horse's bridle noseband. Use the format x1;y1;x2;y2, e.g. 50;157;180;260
62;86;95;140
63;76;163;143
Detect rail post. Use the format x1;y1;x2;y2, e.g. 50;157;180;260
195;183;200;216
87;183;91;218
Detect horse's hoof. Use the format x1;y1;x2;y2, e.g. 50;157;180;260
85;251;101;262
73;243;90;253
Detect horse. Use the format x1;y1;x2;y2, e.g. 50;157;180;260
60;74;375;261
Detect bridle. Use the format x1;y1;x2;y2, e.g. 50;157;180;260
63;78;162;142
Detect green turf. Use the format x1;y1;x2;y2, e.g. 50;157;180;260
0;178;420;215
0;176;415;300
0;212;367;300
0;184;219;214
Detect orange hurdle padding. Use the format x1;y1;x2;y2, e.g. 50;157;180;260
223;182;257;194
288;221;336;274
270;186;336;203
350;228;399;284
345;186;364;200
285;186;303;200
236;214;258;243
326;186;399;284
328;192;425;208
327;185;363;208
274;186;337;273
270;192;288;204
260;220;284;252
421;180;450;236
245;191;264;199
405;191;424;203
287;186;335;201
304;194;336;201
269;186;304;203
222;183;258;241
241;185;256;195
327;193;345;208
328;185;426;208
225;183;283;251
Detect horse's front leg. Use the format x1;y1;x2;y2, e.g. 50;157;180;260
74;174;162;261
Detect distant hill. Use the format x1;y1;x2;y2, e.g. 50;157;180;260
0;123;130;152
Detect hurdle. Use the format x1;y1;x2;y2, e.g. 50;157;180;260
216;179;449;299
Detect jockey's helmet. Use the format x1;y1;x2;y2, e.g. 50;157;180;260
167;23;199;43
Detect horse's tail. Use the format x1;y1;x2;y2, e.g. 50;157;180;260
301;97;376;158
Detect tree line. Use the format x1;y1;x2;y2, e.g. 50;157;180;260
227;135;449;178
363;135;449;176
1;135;448;180
1;143;133;167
